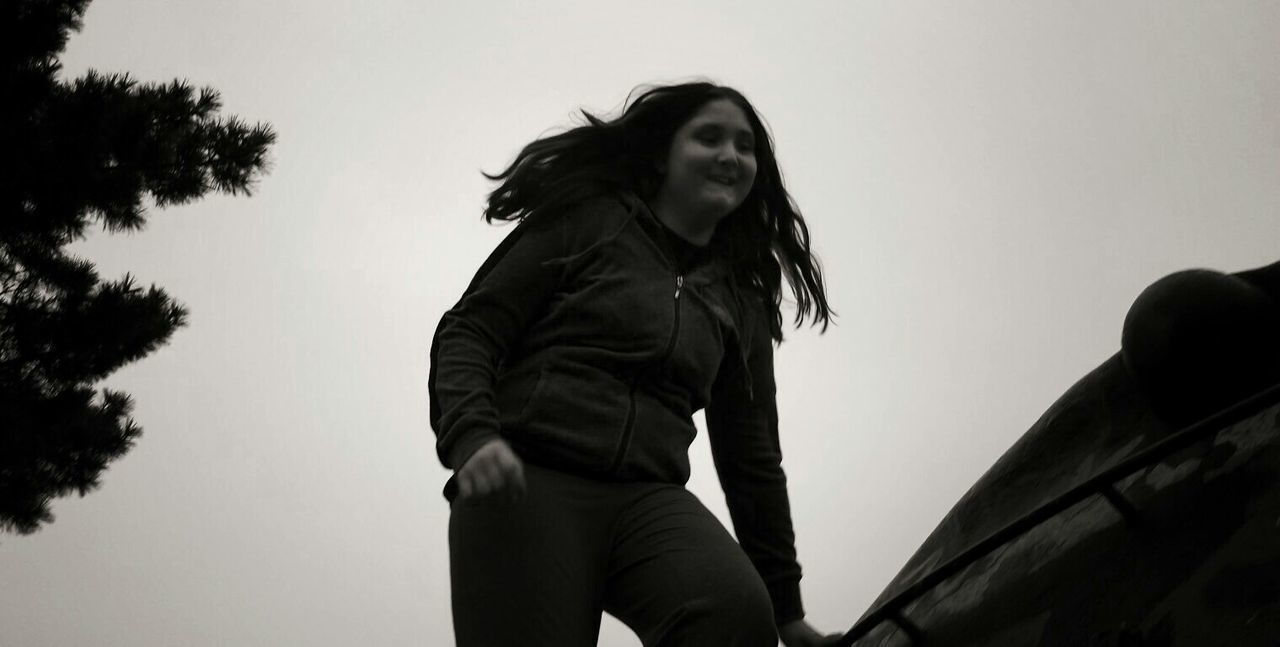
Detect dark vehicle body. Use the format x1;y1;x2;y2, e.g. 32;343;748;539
843;263;1280;646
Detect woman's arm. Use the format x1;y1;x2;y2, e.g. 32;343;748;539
429;208;571;472
704;301;805;628
429;195;631;473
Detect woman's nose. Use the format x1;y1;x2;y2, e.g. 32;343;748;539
715;143;739;166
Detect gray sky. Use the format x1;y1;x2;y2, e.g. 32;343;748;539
2;1;1277;645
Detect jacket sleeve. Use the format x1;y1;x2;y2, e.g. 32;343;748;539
428;207;572;471
704;299;806;626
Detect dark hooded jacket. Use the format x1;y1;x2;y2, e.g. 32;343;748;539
428;191;804;624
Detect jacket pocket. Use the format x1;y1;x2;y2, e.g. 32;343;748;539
504;364;629;472
493;365;542;424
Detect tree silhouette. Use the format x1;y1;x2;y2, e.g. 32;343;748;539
1;0;276;533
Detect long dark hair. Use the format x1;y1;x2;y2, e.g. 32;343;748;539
481;81;833;340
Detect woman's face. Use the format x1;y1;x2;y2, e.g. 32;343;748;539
656;98;759;222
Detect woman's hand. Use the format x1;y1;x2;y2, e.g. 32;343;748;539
455;437;527;503
779;618;843;647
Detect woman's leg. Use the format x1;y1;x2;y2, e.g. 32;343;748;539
448;463;612;647
601;484;778;647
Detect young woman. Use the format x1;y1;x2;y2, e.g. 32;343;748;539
429;81;839;646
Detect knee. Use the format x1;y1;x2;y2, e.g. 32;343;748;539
682;577;777;645
732;584;779;642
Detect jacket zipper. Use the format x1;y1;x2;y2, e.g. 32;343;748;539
607;273;684;474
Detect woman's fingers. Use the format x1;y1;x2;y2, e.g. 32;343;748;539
455;438;527;503
488;454;525;503
501;453;527;502
461;456;514;501
480;457;507;496
470;464;494;497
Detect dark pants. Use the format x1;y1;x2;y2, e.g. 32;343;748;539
448;462;778;646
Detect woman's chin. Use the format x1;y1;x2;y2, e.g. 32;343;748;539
700;189;743;213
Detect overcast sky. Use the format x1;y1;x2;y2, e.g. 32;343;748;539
2;1;1277;645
